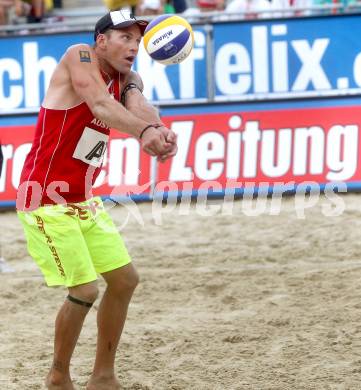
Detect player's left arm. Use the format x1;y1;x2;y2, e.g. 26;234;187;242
122;71;178;161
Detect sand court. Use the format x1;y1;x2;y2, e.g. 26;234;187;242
1;194;361;389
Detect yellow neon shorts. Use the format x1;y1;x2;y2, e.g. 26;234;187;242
17;197;131;287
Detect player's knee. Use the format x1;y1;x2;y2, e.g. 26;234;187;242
127;267;139;291
120;267;139;292
112;267;139;294
69;281;99;303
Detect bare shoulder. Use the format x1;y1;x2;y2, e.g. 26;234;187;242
64;44;98;66
43;44;97;109
65;43;94;55
67;43;93;51
125;71;144;92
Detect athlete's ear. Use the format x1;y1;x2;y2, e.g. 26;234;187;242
96;33;108;49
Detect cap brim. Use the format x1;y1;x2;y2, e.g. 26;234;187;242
112;20;149;36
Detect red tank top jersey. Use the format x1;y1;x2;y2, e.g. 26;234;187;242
17;76;121;211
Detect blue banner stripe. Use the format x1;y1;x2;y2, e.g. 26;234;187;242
160;96;361;116
0;116;37;126
1;181;358;208
2;96;361;125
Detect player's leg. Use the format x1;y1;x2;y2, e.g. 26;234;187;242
18;206;99;389
81;198;137;389
87;264;139;390
46;281;99;389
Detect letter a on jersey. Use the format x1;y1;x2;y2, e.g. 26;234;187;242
73;127;109;167
85;141;106;161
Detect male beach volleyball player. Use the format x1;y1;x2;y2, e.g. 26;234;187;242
16;9;177;390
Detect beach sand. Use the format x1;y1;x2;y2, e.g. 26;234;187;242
1;193;361;389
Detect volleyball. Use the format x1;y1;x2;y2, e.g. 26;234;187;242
143;14;194;65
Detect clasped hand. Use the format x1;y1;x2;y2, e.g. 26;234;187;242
141;126;178;162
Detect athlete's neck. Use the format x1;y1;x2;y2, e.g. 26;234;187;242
98;57;126;83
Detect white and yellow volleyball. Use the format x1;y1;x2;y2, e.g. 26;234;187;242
143;14;194;65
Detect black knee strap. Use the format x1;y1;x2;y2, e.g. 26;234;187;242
67;294;93;308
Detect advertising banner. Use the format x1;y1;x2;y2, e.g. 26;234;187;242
1;100;360;207
0;122;152;206
213;16;361;101
0;27;207;111
158;104;361;195
2;14;361;111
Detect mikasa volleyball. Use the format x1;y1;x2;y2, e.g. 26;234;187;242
143;15;194;65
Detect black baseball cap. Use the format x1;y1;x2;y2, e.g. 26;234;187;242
94;9;149;41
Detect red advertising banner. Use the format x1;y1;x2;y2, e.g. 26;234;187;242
0;125;152;205
1;105;361;205
159;106;361;192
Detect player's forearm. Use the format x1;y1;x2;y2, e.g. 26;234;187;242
125;89;162;124
92;96;148;139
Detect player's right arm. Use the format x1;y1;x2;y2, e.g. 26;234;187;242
123;71;178;162
64;44;173;157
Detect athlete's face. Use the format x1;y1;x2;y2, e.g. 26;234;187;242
103;25;142;74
